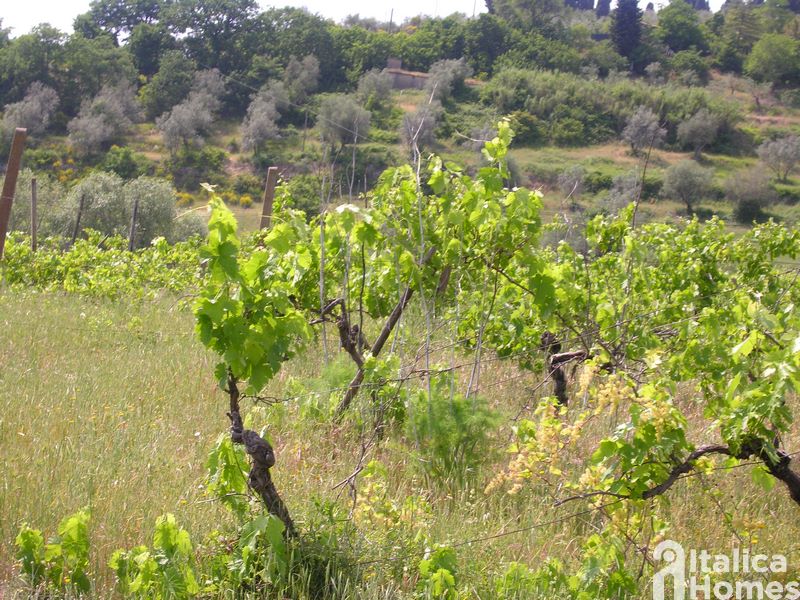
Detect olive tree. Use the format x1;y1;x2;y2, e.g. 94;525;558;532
2;82;59;137
724;168;775;224
283;54;319;105
558;164;586;198
8;169;66;236
157;69;226;151
123;176;178;248
318;95;371;150
356;69;393;112
241;86;281;154
663;160;713;215
425;58;472;103
677;108;721;160
401;101;443;153
622;106;665;156
55;172;129;236
68;82;141;155
757;135;800;182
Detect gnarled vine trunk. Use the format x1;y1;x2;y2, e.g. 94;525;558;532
227;373;296;536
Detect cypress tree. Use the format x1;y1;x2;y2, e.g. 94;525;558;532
611;0;642;59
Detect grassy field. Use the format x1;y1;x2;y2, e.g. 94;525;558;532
2;289;800;597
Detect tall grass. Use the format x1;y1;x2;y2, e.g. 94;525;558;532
1;290;798;597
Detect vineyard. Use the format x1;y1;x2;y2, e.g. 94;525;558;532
2;124;800;598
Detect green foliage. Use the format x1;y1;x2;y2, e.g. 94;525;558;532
2;232;202;298
482;68;737;145
138;50;197;120
610;0;642;61
101;145;150;180
745;33;800;86
109;514;199;598
656;0;708;53
669;49;710;86
205;435;250;519
406;382;500;487
165;145;227;191
417;546;458;600
194;195;314;392
15;509;92;595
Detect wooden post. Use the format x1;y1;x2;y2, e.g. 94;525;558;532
0;128;28;260
30;177;37;252
70;193;85;247
128;196;139;251
260;167;279;229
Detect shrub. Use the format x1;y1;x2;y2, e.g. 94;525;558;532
509;111;545;146
171;211;208;241
584;171;614;193
557;164;586;198
165;145;227;191
405;381;499;488
551;117;585;146
101;145;149;179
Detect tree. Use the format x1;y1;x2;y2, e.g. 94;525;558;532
164;0;258;73
401;101;443;153
123;176;179;247
75;0;166;41
621;106;665;156
425;58;472;103
59;33;137;115
610;0;642;61
318;95;371;150
156;69;225;151
0;25;66;106
493;0;564;30
757;135;800;181
557;164;586;198
67;82;141;154
356;69;393;112
127;22;175;77
2;82;59;136
745;34;800;86
663;160;713;215
138;50;197;120
57;171;129;236
463;14;509;76
724;168;775;224
677;108;721;159
656;0;707;53
282;54;319;105
669;49;710;85
241;86;281;154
